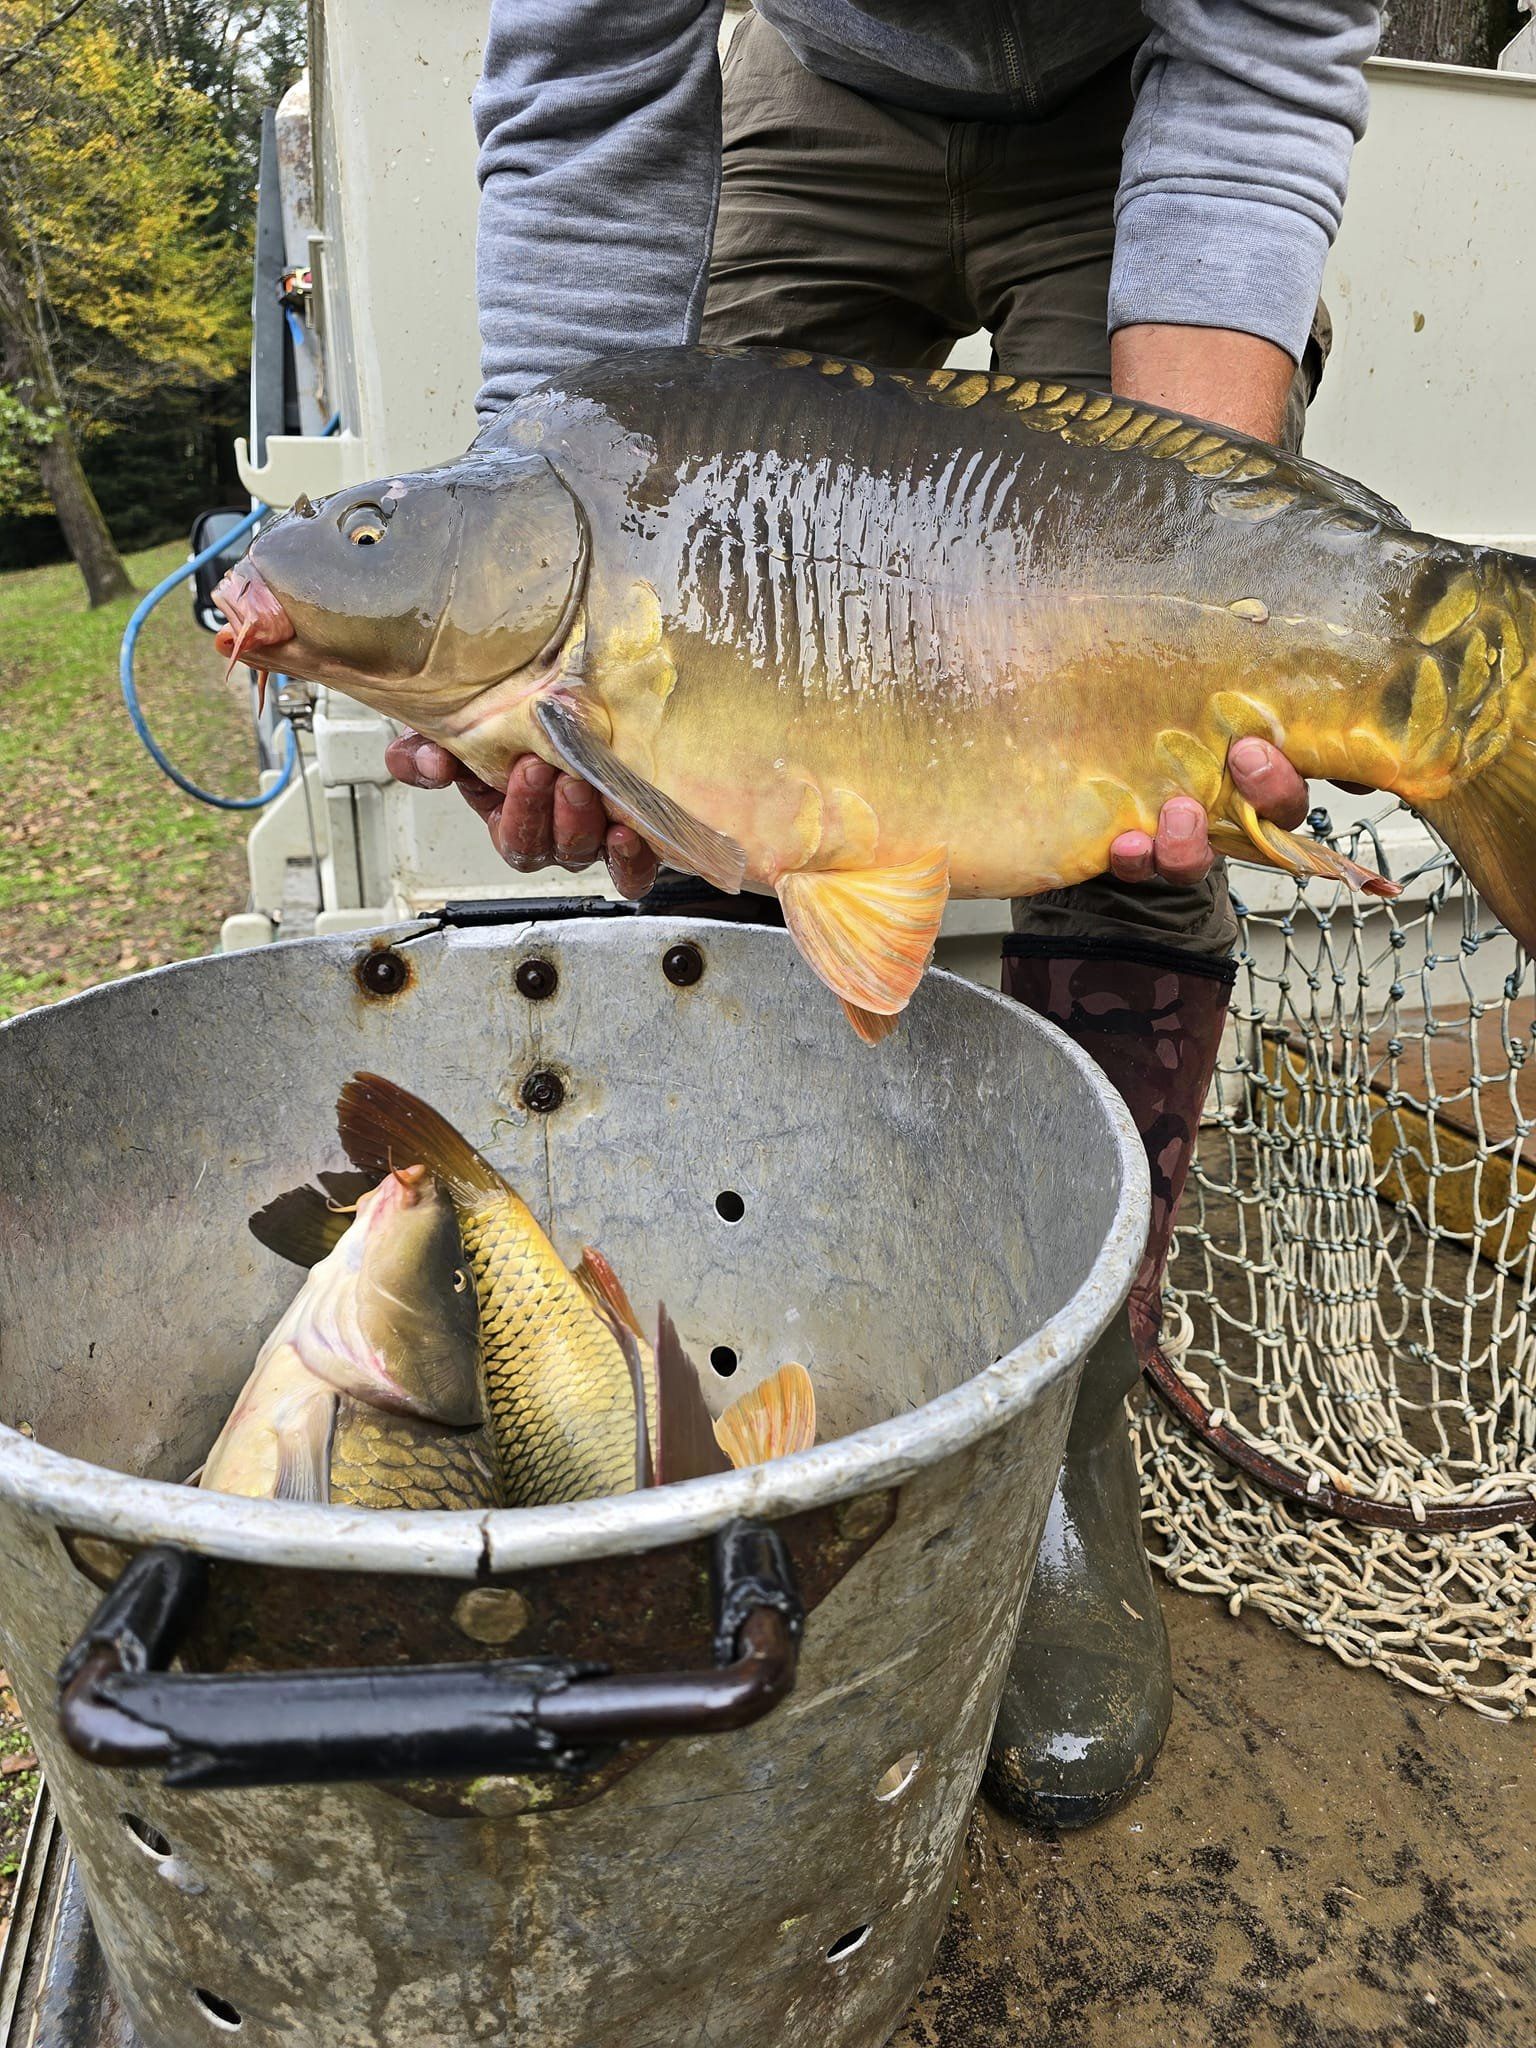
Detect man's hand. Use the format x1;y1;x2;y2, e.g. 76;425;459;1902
1108;738;1308;888
384;734;659;899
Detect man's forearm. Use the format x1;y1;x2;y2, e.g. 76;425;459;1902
473;0;727;418
1110;324;1295;443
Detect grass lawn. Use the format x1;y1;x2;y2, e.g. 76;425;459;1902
0;540;258;1935
0;541;257;1021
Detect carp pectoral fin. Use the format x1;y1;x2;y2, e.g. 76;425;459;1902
714;1363;817;1470
249;1179;374;1267
273;1391;338;1504
652;1304;731;1486
1214;801;1402;899
777;851;950;1036
533;697;747;895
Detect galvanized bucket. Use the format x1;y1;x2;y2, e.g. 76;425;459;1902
0;915;1146;2048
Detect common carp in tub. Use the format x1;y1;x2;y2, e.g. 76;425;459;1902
200;1166;501;1510
214;345;1536;1041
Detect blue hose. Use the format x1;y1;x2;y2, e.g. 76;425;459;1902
118;412;341;810
118;503;298;810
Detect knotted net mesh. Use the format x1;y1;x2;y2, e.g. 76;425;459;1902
1136;811;1536;1717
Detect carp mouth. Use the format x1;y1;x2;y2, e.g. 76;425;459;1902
213;561;296;701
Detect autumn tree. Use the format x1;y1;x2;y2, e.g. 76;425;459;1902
0;0;251;603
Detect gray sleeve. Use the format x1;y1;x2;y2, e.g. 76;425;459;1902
1108;0;1380;362
473;0;728;420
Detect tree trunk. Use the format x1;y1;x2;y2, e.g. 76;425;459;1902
32;414;135;605
0;211;134;607
1379;0;1522;67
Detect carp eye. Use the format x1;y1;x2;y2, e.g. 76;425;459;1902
342;504;388;546
452;1268;469;1293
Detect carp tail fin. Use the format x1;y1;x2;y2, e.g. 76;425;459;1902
1419;737;1536;957
714;1363;817;1470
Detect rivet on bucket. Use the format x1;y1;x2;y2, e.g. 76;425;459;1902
453;1587;532;1646
519;1069;565;1114
515;958;558;1001
354;947;411;998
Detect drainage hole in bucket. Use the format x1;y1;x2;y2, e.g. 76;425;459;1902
874;1753;923;1803
826;1925;872;1963
122;1813;172;1859
709;1346;739;1378
714;1190;745;1223
193;1990;242;2032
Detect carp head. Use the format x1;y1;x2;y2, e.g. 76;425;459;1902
213;451;587;751
292;1166;483;1427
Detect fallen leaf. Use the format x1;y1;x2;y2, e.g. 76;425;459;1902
2;1752;37;1776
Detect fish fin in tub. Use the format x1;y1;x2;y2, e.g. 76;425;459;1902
652;1305;731;1486
533;696;747;895
1212;801;1402;899
714;1363;818;1470
777;850;950;1034
337;1075;507;1203
574;1246;645;1338
273;1390;338;1504
840;1000;900;1045
249;1176;374;1267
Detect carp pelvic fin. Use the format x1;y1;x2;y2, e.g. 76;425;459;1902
1212;800;1402;899
714;1362;818;1471
776;850;950;1037
249;1173;377;1267
273;1391;338;1504
840;1000;900;1045
652;1304;731;1486
337;1074;506;1204
533;696;747;895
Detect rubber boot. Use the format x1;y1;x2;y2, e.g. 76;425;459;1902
984;935;1235;1828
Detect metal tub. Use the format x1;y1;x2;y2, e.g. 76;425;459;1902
0;916;1146;2048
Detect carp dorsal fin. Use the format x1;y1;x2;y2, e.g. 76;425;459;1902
714;1363;817;1470
533;695;747;896
652;1305;731;1487
889;367;1410;525
337;1074;507;1204
1272;452;1408;529
249;1177;374;1267
776;850;949;1042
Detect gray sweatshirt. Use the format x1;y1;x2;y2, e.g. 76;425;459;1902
473;0;1380;419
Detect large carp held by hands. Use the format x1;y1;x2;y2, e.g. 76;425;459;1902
215;345;1536;1040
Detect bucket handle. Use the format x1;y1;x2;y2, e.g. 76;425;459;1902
55;1520;803;1791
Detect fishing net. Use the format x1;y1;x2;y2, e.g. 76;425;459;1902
1135;804;1536;1718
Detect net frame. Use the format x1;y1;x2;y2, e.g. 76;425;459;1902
1138;805;1536;1716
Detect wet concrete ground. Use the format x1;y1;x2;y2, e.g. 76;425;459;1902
894;1581;1534;2048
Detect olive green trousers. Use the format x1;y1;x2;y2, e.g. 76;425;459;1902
702;9;1330;960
